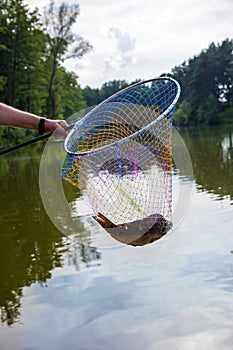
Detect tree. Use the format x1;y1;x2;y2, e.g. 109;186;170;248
43;1;93;118
0;0;47;113
82;80;139;107
82;86;101;107
197;93;219;124
173;100;191;126
172;39;233;125
99;80;129;101
215;39;233;107
52;67;86;118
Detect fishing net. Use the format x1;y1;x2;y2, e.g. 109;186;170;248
62;77;181;245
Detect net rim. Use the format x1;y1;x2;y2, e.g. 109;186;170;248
64;76;181;156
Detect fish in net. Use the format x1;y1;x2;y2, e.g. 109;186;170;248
62;77;181;246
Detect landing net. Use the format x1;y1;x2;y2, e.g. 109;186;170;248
62;77;181;241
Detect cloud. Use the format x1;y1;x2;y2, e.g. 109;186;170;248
103;53;136;73
24;0;233;87
108;27;136;53
104;27;136;73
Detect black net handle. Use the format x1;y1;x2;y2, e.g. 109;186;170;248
0;132;53;156
0;124;74;156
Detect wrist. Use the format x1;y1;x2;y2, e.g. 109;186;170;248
38;118;46;134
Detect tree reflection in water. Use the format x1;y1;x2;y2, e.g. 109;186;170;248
0;150;101;326
176;124;233;201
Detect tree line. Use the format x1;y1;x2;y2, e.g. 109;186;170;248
0;0;233;146
172;39;233;126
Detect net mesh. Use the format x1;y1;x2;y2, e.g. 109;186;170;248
62;77;180;243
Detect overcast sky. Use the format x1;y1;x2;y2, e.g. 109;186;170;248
25;0;233;88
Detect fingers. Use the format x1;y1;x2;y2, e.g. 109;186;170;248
56;120;68;129
44;119;69;137
54;120;69;137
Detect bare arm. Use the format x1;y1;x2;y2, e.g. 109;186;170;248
0;103;68;136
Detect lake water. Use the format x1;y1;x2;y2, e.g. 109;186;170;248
0;124;233;350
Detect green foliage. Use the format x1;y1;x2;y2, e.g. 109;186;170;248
0;125;38;148
172;39;233;125
83;79;139;107
99;80;129;101
0;0;47;111
219;107;233;123
173;101;192;126
197;93;219;124
43;0;92;118
82;86;101;106
52;68;86;118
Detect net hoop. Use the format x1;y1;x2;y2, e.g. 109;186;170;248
64;76;181;156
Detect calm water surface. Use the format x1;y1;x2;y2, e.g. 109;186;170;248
0;125;233;350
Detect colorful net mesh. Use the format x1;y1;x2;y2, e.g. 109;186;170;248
62;77;181;245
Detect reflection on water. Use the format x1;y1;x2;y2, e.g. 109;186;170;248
221;133;233;162
178;124;233;202
0;151;101;325
0;125;233;350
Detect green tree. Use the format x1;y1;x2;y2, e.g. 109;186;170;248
173;100;191;126
172;39;233;125
43;0;92;118
99;80;129;101
197;93;219;124
215;39;233;107
82;86;101;107
0;0;50;145
0;0;47;112
53;67;86;118
82;80;139;107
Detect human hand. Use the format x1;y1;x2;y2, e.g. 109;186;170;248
43;119;69;137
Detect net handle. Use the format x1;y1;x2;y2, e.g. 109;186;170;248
0;124;74;156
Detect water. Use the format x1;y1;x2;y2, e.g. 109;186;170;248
0;125;233;350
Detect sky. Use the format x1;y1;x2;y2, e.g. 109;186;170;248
24;0;233;88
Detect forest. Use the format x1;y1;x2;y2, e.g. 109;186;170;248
0;0;233;146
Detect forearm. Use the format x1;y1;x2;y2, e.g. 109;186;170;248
0;103;40;130
0;102;68;136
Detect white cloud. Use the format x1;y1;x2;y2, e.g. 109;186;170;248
108;27;136;53
25;0;233;87
103;27;136;73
